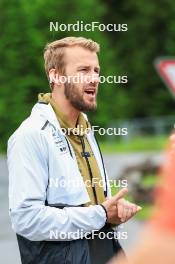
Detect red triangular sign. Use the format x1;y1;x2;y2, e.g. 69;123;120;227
155;58;175;96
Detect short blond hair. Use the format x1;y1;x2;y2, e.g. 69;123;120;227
44;36;100;79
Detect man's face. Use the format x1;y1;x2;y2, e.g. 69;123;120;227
63;46;100;112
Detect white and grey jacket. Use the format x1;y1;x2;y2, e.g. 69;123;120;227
7;102;111;241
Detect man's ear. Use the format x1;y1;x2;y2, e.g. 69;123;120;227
48;69;59;85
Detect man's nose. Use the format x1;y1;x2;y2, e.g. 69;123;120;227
87;72;100;85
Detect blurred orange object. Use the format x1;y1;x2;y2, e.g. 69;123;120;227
109;135;175;264
151;139;175;232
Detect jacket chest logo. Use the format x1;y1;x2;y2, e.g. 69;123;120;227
51;127;69;155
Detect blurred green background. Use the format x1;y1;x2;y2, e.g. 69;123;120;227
1;0;175;153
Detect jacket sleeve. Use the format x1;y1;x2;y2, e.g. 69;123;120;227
7;128;106;241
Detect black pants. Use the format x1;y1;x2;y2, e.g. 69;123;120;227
17;224;124;264
88;224;124;264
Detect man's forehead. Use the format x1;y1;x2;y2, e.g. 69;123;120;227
64;46;99;66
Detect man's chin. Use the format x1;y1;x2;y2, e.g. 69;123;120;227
84;98;97;110
70;98;97;112
83;103;97;112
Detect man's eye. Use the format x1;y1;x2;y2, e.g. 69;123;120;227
80;68;88;72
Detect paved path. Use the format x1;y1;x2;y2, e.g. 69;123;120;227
0;157;21;263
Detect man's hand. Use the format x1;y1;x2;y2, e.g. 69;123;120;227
102;188;142;225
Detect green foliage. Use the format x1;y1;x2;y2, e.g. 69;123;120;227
1;1;175;152
0;0;107;151
100;0;175;119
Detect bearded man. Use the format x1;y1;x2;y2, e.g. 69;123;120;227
7;37;140;264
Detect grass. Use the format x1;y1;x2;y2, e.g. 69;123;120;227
100;135;168;153
142;174;159;187
135;203;154;220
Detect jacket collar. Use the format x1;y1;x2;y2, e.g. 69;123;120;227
31;102;62;130
31;102;90;134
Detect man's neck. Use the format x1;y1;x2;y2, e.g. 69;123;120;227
51;91;80;127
